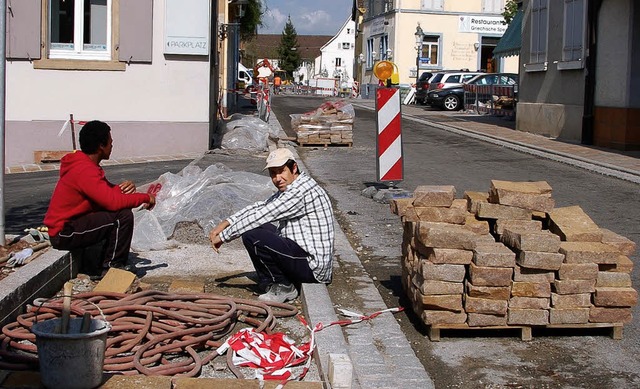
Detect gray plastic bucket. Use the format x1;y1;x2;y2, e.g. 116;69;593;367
32;317;111;389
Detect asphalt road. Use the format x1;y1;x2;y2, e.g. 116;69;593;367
271;95;640;388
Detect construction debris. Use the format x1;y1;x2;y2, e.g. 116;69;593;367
392;180;637;338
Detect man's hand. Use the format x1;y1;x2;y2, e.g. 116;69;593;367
119;180;136;194
209;220;230;253
143;194;156;211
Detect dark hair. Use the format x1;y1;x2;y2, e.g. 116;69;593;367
285;159;299;174
79;120;111;154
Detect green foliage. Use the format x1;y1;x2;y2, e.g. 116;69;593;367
277;17;301;77
502;0;518;24
240;0;263;42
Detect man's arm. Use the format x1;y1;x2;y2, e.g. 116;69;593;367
209;219;230;253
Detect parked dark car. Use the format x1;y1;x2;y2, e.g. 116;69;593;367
426;73;518;111
414;72;434;105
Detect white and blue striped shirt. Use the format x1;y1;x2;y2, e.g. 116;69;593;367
219;172;335;283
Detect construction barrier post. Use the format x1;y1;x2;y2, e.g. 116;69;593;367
375;87;403;183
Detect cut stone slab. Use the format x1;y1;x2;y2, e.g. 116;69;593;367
548;206;603;242
501;229;561;253
421;294;464;312
593;287;638;307
420;261;466;283
508;308;549;325
464;191;489;213
469;262;513;287
511;281;551;298
413;185;456;207
557;263;599;280
509;296;550;310
488;180;555;212
467;313;508;327
597;271;632;288
559;241;621;264
513;267;555;283
464;295;508;315
473;242;516;267
600;228;637;256
390;197;414;216
415;278;464;295
549;308;590;324
415;206;466;224
466;281;511;300
463;215;491;235
421;247;473;265
93;268;136;294
477;202;532;220
169;279;205;293
517;251;564;270
551;293;592;308
494;219;542;235
589;306;633;323
421;310;467;325
553;279;596;295
416;222;495;250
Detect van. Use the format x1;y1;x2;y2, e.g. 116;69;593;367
238;63;253;89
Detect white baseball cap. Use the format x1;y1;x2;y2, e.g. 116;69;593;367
264;148;296;170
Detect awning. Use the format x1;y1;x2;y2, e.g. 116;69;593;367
493;9;523;58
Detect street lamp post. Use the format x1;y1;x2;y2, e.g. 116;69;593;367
414;24;425;94
229;0;249;114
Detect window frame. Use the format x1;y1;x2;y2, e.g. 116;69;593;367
526;0;549;72
482;0;505;13
558;0;586;70
421;0;443;11
34;0;125;70
420;34;441;68
366;38;374;69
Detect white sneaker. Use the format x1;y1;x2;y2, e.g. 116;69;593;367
258;283;298;303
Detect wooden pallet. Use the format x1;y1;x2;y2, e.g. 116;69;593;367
427;322;624;342
297;141;353;148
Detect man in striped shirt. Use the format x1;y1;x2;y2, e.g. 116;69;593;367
209;148;335;303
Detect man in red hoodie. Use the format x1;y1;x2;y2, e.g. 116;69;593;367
44;121;155;276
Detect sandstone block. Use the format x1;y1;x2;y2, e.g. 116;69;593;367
420;261;466;283
551;293;591;308
463;214;491;235
464;295;508;315
517;251;564;270
451;198;468;210
511;281;551;298
489;180;555;212
553;279;596;295
417;222;495;250
464;191;489;213
415;206;466;224
421;310;467;325
466;281;511;300
589;306;633;323
549;308;590;324
508;309;549;325
494;219;542;235
502;229;561;253
509;296;550;309
477;202;532;220
469;262;513;287
557;263;599;280
513;267;555;283
599;256;634;273
400;206;420;222
472;242;516;268
593;287;638;307
418;279;464;295
597;272;632;288
422;247;473;265
600;228;637;256
413;185;456;207
548;206;603;242
467;313;508;327
559;242;621;264
390;197;413;216
421;294;464;312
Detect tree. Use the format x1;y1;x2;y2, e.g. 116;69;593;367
277;17;301;78
502;0;519;24
239;0;263;42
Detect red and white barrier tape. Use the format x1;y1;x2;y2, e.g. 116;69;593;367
215;306;404;387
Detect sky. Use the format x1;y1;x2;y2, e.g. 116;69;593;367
258;0;352;36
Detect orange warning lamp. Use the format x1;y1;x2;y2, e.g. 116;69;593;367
373;60;400;85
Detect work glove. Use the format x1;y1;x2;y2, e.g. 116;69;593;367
7;248;34;267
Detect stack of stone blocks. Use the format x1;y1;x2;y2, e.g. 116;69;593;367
392;180;637;332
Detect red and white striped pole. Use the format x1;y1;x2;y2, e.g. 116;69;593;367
376;87;403;183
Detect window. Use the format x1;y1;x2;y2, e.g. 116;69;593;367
529;0;549;68
49;0;111;60
560;0;586;69
420;35;440;66
367;38;374;68
335;58;342;67
380;35;389;60
482;0;504;13
384;0;393;12
342;42;350;49
421;0;443;11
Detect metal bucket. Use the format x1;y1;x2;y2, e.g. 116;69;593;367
32;317;111;389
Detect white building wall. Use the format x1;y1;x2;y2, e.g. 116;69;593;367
318;20;356;86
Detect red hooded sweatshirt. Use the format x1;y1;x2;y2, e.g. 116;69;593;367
44;151;151;237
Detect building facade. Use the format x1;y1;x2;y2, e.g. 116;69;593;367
316;19;357;87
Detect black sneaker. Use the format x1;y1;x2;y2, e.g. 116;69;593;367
110;262;135;273
258;283;298;303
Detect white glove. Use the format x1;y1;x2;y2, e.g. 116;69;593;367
7;248;34;267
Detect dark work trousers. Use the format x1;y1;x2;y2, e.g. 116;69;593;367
241;223;317;289
50;209;134;269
